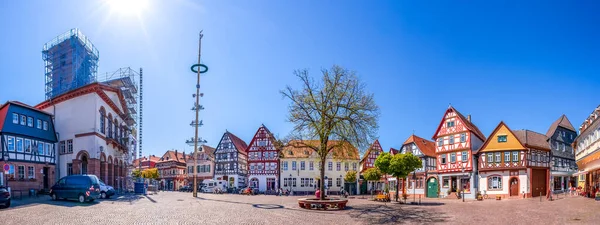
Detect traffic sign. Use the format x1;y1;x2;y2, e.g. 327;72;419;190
3;164;9;171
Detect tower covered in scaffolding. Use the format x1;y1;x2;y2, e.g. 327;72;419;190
42;28;99;100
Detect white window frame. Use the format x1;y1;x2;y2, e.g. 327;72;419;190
512;151;519;162
18;165;25;179
487;153;493;163
7;136;14;151
460;133;466;143
352;163;357;171
488;176;502;190
36;119;42;129
441;154;446;164
27;116;33;127
24;139;31;153
328;162;333;171
449;136;454;145
43;121;48;130
12;113;19;124
336;162;341;171
450;152;456;163
504;152;510;162
20;115;26;125
462;151;468;162
28;166;35;179
16;137;23;152
495;152;501;163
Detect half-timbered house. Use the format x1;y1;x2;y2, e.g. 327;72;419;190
478;122;551;198
359;140;384;194
402;135;437;198
246;125;280;193
213;131;248;189
186;145;215;188
545;115;578;192
432;106;486;199
0;101;58;191
157;150;188;191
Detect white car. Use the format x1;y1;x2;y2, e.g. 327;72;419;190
99;180;115;199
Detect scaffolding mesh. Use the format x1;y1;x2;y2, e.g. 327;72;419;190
42;28;99;100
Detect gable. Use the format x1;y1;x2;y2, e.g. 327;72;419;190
246;125;278;153
433;106;486;141
360;140;383;163
103;90;125;114
480;122;526;152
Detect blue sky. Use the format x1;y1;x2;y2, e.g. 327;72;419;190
1;0;599;157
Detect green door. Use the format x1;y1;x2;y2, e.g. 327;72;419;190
427;177;438;198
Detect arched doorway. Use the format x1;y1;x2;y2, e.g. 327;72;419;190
427;177;438;198
81;155;88;175
100;152;106;182
510;177;519;196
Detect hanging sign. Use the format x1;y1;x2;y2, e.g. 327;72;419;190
3;164;9;174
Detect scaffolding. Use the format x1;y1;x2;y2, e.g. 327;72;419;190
42;28;99;100
97;67;139;127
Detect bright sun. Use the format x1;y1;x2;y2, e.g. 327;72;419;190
106;0;150;16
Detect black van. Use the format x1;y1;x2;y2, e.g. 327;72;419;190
50;175;101;203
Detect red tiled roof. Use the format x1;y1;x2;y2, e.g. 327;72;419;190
546;114;576;138
157;150;188;163
190;145;216;159
281;140;359;160
513;130;551;151
389;148;399;155
403;134;436;157
227;131;248;155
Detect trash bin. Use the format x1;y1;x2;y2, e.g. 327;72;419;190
134;182;146;194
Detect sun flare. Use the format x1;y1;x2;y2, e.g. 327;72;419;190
106;0;150;17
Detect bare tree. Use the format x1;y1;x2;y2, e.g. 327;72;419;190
281;65;380;200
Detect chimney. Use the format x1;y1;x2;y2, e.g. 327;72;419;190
467;114;471;122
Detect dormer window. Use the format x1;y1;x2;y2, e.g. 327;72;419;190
497;135;507;143
304;150;309;155
288;150;293;155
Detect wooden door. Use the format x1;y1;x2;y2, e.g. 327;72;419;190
510;178;519;196
427;178;438;198
531;169;547;197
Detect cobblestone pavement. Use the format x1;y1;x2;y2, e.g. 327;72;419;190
0;192;598;224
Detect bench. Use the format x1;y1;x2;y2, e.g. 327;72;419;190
298;198;348;210
375;194;390;202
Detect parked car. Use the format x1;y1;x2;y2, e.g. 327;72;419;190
99;180;115;199
0;186;10;209
49;175;101;203
201;179;227;193
179;186;192;192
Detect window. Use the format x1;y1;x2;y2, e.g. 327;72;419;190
283;161;288;170
250;163;255;171
441;154;446;164
20;115;26;125
283;178;288;187
561;143;565;152
67;140;73;153
28;166;34;179
5;165;15;180
437;138;443;146
449;136;454;145
300;178;305;187
292;178;297;187
292;161;297;170
345;162;349;171
450;152;456;163
43;121;48;130
504;152;510;162
300;161;305;170
27;117;33;127
327;178;333;187
497;135;507;143
443;177;449;188
336;177;342;187
24;139;31;153
16;138;23;152
486;153;492;163
462;151;468;162
495;152;501;163
353;163;357;171
18;165;25;179
36;119;42;129
336;162;341;171
512;151;519;162
59;141;65;154
447;121;455;127
12;113;19;124
45;143;51;156
7;136;14;151
328;162;333;171
562;132;566;137
37;142;43;155
488;176;502;190
460;133;466;143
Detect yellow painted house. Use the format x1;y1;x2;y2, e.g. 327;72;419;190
478;121;551;198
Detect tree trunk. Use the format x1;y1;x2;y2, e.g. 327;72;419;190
396;176;400;202
320;159;326;200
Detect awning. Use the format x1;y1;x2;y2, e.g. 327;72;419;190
572;171;589;176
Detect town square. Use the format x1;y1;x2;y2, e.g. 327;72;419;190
1;0;600;224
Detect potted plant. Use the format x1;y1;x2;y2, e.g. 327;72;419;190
476;191;483;201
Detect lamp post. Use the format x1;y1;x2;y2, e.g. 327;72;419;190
412;171;417;204
289;174;292;195
340;174;343;196
325;176;328;197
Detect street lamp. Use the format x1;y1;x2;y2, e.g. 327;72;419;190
289;174;292;195
325;176;328;197
412;171;417;204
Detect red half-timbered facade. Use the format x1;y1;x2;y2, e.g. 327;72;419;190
432;106;485;198
246;124;280;193
359;140;384;193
